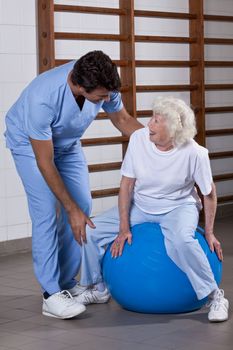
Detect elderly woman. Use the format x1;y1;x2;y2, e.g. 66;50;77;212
76;97;229;322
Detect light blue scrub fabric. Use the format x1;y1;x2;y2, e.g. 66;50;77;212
4;61;123;294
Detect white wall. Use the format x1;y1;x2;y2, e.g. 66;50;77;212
0;0;232;243
204;0;233;198
0;0;37;242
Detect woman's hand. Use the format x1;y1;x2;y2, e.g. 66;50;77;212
110;230;132;258
68;207;95;245
205;233;223;261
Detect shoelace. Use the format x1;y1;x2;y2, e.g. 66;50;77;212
82;289;100;304
207;289;225;310
59;290;73;300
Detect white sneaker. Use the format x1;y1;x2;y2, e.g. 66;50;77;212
42;290;86;319
75;287;110;305
208;289;229;322
67;283;87;297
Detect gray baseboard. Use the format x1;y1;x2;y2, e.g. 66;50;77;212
0;203;232;257
0;237;31;257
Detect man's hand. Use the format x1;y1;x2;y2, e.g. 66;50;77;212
68;207;95;245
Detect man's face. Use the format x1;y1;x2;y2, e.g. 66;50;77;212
81;86;111;104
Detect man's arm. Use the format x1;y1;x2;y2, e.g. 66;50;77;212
30;138;95;244
203;182;223;260
107;107;144;137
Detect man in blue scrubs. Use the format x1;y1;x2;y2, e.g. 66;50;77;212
4;51;143;319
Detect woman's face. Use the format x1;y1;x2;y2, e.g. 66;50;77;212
147;114;172;148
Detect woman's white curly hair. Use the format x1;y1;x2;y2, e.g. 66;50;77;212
152;96;197;147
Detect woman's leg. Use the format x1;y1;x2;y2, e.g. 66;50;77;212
159;204;218;300
80;204;148;287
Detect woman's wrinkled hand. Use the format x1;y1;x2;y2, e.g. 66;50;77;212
110;230;132;258
205;233;223;261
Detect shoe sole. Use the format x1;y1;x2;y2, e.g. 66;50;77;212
82;295;111;306
209;316;228;322
208;299;229;322
42;305;86;319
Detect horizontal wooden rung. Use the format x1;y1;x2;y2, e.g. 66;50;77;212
206;129;233;136
136;84;198;92
81;136;128;146
205;38;233;45
54;59;129;67
205;106;233;113
213;173;233;182
91;187;119;198
217;195;233;203
54;32;128;41
88;162;122;172
205;61;233;67
204;14;233;22
136;60;198;67
137;110;153;117
96;112;108;120
54;4;127;16
205;84;233;90
134;10;197;20
135;35;196;43
210;151;233;159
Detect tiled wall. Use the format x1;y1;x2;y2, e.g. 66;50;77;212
0;0;37;242
0;0;233;243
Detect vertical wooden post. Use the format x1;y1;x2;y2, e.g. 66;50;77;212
119;0;136;154
189;0;205;146
38;0;55;73
190;0;205;219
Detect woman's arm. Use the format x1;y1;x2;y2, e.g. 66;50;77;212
203;182;223;261
110;175;136;257
30;138;95;245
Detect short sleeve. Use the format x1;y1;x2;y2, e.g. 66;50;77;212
121;135;136;178
102;91;123;113
193;148;213;195
25;92;54;140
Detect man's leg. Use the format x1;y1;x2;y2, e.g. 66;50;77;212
55;148;92;290
13;152;86;319
13;153;61;294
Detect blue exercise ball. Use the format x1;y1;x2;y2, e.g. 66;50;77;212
102;222;222;314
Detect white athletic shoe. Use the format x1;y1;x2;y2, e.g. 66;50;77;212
67;283;87;297
42;290;86;319
208;289;229;322
75;287;110;305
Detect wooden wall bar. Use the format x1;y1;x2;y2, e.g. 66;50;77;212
38;0;55;73
37;1;233;205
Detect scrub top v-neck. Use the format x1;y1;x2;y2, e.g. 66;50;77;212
5;60;123;155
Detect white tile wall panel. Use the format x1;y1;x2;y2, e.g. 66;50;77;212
206;135;233;152
206;113;233;130
211;158;233;176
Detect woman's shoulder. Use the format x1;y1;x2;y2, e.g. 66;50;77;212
184;139;209;158
130;126;147;141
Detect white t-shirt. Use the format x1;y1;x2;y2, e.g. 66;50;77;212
121;127;213;214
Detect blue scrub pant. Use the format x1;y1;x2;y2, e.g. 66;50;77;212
12;147;91;295
80;204;218;300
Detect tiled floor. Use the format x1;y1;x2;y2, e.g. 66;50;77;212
0;216;232;350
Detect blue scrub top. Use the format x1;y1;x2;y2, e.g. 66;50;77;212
4;61;123;155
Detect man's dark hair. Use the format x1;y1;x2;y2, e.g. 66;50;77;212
71;51;121;92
